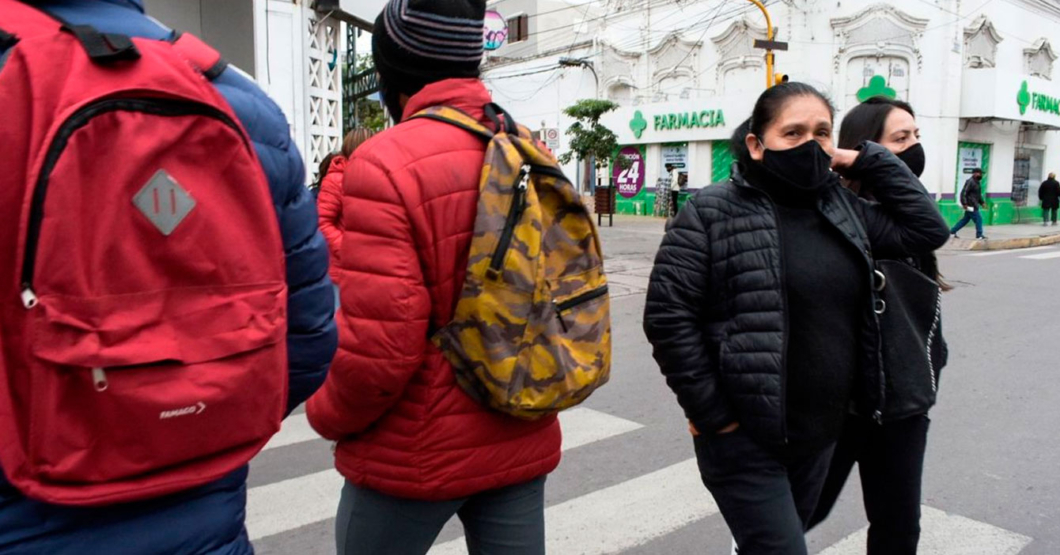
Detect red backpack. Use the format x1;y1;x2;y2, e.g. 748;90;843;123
0;2;288;506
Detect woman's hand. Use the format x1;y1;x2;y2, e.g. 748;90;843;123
830;148;861;173
689;421;740;436
716;422;740;435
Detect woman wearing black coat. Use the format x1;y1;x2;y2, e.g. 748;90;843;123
643;83;950;554
806;97;947;555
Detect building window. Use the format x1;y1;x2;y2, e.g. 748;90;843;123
508;14;529;43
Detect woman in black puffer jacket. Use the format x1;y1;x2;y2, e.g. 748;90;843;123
807;97;948;555
643;83;950;555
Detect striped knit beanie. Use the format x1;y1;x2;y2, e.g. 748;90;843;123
373;0;487;97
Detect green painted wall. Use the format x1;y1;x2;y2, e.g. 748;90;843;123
711;140;733;183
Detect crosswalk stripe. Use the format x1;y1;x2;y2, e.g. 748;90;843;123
816;505;1032;555
1020;250;1060;260
428;458;714;555
558;407;643;450
262;412;319;451
246;468;342;541
965;246;1055;257
246;408;642;541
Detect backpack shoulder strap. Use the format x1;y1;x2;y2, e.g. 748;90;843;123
408;106;495;141
170;32;228;80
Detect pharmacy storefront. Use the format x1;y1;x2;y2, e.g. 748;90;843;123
601;96;755;215
952;69;1060;225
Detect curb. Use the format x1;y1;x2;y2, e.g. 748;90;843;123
945;231;1060;252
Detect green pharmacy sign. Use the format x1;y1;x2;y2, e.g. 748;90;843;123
1018;80;1060;117
652;110;726;132
629;108;726;139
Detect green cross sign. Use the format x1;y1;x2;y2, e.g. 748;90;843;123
1018;80;1032;115
857;75;897;102
629;110;648;139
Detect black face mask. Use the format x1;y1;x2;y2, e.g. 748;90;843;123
896;143;926;177
759;139;835;192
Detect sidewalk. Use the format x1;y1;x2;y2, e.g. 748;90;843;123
595;214;1060;253
943;223;1060;252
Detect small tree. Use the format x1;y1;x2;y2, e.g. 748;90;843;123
558;99;630;190
350;54;387;133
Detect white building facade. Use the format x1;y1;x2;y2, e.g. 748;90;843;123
482;0;1060;224
144;0;349;182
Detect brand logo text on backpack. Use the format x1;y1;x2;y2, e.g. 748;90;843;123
159;401;207;420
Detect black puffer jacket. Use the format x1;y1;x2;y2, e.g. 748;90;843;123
644;142;950;447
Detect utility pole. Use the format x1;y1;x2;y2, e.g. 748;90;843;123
747;0;788;88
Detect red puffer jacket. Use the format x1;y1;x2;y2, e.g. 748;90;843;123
316;155;347;278
306;79;561;500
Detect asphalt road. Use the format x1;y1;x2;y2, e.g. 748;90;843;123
247;216;1059;555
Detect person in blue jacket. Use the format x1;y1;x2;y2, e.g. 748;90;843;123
0;1;338;554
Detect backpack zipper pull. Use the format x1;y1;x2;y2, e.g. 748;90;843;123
553;303;570;332
92;368;109;392
20;286;38;309
518;165;531;190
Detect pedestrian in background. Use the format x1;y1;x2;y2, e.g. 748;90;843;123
305;1;559;554
669;163;682;217
317;128;375;277
809;97;949;555
644;82;950;554
950;168;987;239
1039;172;1059;226
310;152;340;199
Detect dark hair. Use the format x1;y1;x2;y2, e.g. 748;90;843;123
973;168;983;174
748;82;836;139
730;118;753;170
838;97;916;150
311;152;340;192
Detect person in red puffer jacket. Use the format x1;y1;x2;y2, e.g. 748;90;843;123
317;129;374;277
305;1;560;554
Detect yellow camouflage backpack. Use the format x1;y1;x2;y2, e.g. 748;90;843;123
410;103;611;420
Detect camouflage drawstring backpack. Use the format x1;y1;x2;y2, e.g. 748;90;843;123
410;103;611;420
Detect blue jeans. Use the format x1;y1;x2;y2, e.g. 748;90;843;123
335;477;546;555
950;209;984;238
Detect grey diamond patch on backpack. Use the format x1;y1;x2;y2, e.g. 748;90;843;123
133;169;195;235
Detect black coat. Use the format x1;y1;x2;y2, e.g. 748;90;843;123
960;177;984;208
643;143;951;446
1040;178;1060;209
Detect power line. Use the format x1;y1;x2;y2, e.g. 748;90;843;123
485;66;565;80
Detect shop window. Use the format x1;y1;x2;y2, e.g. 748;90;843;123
1013;147;1045;205
508;14;529;43
844;56;909;108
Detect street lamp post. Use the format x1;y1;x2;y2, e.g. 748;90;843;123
558;57;599;99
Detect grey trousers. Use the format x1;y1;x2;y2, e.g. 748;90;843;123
334;477;547;555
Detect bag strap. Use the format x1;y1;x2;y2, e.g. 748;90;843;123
63;24;140;63
408;106;495;141
409;104;567;175
170;32;228;80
